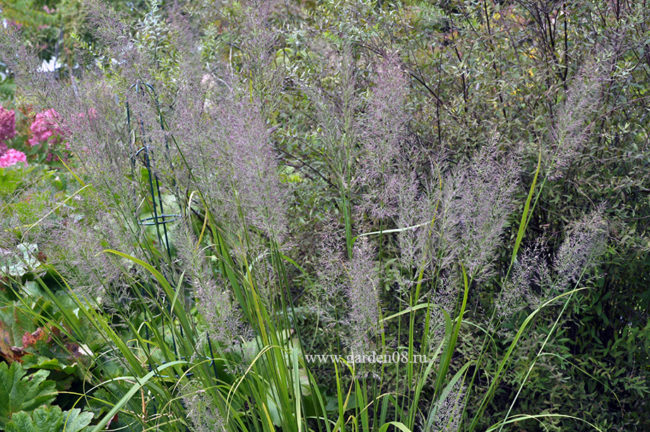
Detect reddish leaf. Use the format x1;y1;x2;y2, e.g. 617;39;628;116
22;327;47;348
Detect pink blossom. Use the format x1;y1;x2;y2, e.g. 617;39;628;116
28;109;65;146
0;149;27;168
0;106;16;142
0;142;7;156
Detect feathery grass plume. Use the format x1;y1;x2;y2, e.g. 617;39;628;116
0;212;20;254
187;0;284;113
236;0;284;111
43;217;122;300
55;78;140;214
438;140;519;282
358;52;410;219
181;379;226;432
314;216;347;301
164;64;215;192
176;222;249;347
224;96;287;240
298;215;349;360
308;43;362;184
395;171;429;270
42;204;145;304
313;217;347;310
427;273;460;349
498;210;607;320
426;381;466;432
83;0;166;86
81;0;176;108
496;240;550;320
163;30;287;242
166;2;203;96
395;158;445;281
183;80;288;243
1;19;134;196
345;236;380;355
82;0;133;62
0;27;54;104
548;55;611;180
552;209;608;292
366;53;409;145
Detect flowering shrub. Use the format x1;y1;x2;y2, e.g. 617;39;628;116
0;105;68;167
28;108;69;162
0;106;16;142
0;106;25;168
0;148;27;168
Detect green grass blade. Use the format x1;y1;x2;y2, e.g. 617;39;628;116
377;421;412;432
89;361;187;432
511;148;541;264
487;413;605;432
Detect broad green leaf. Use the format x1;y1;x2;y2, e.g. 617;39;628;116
61;408;94;432
6;408;62;432
5;406;93;432
0;362;57;427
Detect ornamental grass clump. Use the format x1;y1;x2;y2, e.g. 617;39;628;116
0;1;643;431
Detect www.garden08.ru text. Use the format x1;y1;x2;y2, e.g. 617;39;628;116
305;352;434;365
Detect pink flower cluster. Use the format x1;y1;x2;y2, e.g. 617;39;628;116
0;106;16;142
29;109;65;146
0;105;26;168
0;106;72;167
0;148;27;168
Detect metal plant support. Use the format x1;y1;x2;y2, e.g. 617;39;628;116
123;82;220;389
126;81;179;261
125;81;182;360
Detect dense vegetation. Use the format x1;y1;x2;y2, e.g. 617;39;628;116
0;0;648;431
